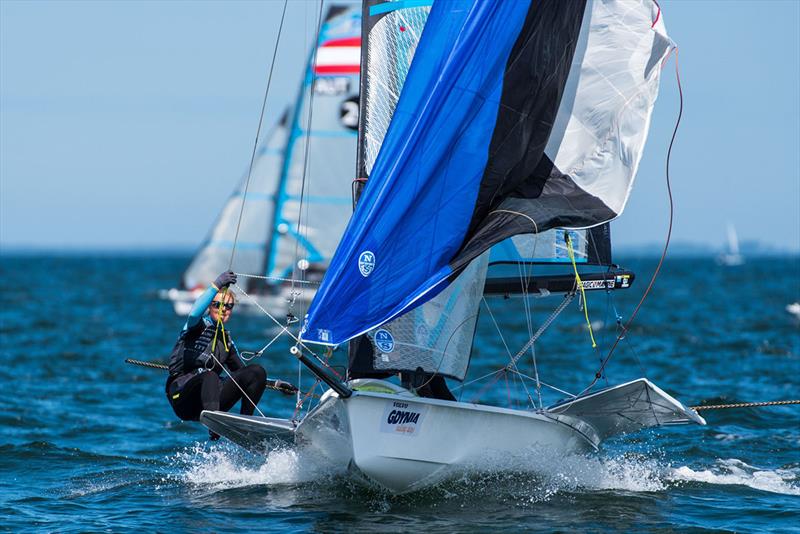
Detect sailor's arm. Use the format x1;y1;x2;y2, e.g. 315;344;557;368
182;285;217;330
182;271;237;330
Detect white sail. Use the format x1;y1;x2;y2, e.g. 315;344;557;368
183;114;288;290
179;6;361;292
267;13;361;282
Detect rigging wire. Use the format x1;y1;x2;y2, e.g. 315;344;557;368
206;0;290;389
227;0;290;271
485;209;544;407
290;0;326;408
234;272;319;285
584;48;684;392
290;0;325;300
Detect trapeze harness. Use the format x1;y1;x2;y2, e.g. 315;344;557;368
167;317;240;389
165;317;265;421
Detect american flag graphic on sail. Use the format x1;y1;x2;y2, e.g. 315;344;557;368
315;37;361;76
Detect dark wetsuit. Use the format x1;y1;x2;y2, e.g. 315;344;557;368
165;286;266;421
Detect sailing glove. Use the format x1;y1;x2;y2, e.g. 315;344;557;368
213;271;237;289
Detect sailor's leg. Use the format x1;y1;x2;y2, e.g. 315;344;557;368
171;372;221;421
428;375;456;401
199;371;223;412
220;364;267;415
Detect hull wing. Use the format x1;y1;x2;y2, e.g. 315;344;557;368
546;378;706;440
199;411;295;451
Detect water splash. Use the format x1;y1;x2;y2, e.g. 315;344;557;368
169;439;800;501
669;458;800;496
454;448;669;496
171;442;342;491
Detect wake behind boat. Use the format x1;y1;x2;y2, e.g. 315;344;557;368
198;0;708;494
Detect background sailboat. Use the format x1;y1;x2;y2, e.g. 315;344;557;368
716;221;745;266
161;5;361;316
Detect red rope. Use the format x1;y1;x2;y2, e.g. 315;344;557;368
292;379;321;420
470;370;503;404
651;0;661;28
589;48;683;387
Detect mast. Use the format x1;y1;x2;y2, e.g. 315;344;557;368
347;0;433;379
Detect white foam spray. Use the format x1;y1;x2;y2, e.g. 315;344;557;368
169;441;800;499
669;458;800;496
172;442;343;491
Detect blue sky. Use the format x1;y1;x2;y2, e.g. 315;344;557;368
1;0;798;252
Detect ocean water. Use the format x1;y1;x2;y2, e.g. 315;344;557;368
1;254;798;533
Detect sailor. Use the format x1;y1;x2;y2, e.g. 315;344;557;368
165;271;267;438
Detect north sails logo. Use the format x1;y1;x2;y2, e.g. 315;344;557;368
374;329;394;353
358;250;375;277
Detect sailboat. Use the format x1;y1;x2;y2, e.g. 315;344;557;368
161;5;361;316
716;222;745;266
200;0;705;494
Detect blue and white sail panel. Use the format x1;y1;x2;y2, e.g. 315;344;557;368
267;7;361;282
302;0;673;347
182;112;288;290
456;0;674;266
360;1;431;178
363;251;488;381
488;226;612;266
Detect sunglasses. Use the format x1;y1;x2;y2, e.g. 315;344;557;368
210;301;234;311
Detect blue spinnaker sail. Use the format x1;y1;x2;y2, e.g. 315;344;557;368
302;0;536;345
302;0;673;346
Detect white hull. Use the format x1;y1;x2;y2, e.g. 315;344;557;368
299;390;594;493
159;287;314;317
201;378;703;494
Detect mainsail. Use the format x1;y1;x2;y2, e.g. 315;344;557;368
302;0;674;347
181;6;361;292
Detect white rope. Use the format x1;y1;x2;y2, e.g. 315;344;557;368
481;297;514;359
481;297;535;407
507;369;577;399
235;272;319;285
234;283;315;349
451;368;504;392
486;208;542;408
